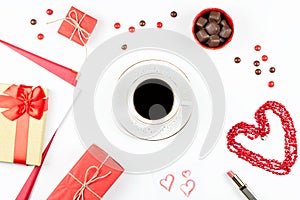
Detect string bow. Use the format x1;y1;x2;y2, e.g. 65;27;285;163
69;156;112;200
64;9;91;46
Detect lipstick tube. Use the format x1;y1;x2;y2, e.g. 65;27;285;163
227;170;258;200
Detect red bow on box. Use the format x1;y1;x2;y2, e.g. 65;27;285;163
0;84;48;164
0;84;47;120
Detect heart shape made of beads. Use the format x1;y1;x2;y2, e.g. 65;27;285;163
227;101;298;175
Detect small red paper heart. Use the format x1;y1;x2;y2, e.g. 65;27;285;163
227;101;298;175
180;179;195;197
182;170;191;178
160;174;175;192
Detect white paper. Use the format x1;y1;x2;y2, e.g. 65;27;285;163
1;0;300;200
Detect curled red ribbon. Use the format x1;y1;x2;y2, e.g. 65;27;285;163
0;84;48;164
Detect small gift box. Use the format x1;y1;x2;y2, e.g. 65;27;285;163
48;144;124;200
0;84;48;166
58;6;98;46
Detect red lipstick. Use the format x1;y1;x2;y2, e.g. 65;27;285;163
227;170;258;200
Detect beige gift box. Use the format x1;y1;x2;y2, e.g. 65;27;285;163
0;83;48;166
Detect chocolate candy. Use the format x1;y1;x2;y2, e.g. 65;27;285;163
196;17;207;28
196;29;210;42
193;9;233;49
205;21;220;35
220;19;228;27
209;11;221;23
220;37;226;43
207;35;220;48
219;26;232;38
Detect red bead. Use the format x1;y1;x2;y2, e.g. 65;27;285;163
129;26;135;33
114;22;121;29
46;9;53;15
268;81;274;88
157;22;163;28
254;45;261;51
262;55;268;61
37;33;44;40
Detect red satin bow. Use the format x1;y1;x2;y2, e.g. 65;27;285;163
0;84;47;121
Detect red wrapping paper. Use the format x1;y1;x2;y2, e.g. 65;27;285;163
48;144;124;200
58;6;98;46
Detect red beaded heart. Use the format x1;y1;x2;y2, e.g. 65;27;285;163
227;101;297;175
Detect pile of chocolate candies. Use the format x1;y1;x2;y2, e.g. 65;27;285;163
194;10;232;48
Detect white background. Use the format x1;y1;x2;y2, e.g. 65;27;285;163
1;0;300;199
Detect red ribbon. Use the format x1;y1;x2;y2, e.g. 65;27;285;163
0;84;48;164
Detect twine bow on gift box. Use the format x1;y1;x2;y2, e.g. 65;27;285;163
47;9;91;57
63;9;91;47
68;156;112;200
0;84;48;164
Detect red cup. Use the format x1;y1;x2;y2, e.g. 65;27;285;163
192;8;234;50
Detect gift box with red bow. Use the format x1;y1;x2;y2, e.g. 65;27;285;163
48;144;124;200
0;84;48;166
57;6;98;46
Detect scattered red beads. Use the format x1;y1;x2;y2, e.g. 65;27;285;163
254;45;261;51
129;26;135;33
268;81;274;88
46;9;53;15
234;45;277;88
37;33;44;40
157;22;163;28
114;22;121;29
262;55;268;61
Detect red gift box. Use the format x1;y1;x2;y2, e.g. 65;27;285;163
58;6;98;46
48;144;124;200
